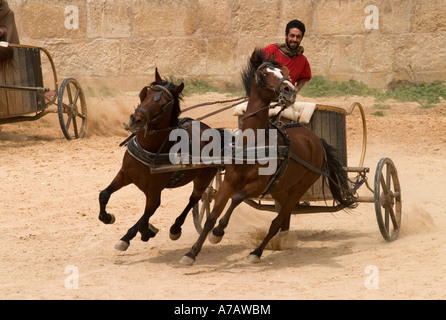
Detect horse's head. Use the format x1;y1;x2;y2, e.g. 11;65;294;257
249;49;296;106
125;68;184;134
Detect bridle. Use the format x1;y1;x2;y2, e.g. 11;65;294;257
126;84;176;136
242;62;295;121
254;62;293;105
134;84;175;125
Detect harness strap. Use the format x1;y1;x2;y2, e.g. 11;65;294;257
288;153;328;177
259;122;290;197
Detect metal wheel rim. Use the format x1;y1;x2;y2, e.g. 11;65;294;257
57;78;87;140
374;157;402;241
193;170;223;234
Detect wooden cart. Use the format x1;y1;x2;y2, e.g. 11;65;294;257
192;102;402;242
0;43;87;140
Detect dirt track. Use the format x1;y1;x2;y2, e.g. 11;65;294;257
1;92;445;299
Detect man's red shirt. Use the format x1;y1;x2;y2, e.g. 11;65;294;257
263;44;311;84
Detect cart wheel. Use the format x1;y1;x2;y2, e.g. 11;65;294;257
57;78;87;140
374;158;402;241
193;169;223;234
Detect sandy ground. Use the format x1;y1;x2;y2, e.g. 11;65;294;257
1;91;445;300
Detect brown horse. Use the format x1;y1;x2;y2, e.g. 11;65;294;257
180;49;356;265
98;69;220;251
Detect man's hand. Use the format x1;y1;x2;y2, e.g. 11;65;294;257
294;79;307;93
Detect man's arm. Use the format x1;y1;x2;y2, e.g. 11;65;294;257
294;79;307;93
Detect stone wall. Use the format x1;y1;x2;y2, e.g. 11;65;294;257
8;0;446;91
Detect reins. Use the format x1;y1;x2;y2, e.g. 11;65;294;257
181;96;248;113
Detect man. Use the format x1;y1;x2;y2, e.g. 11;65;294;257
263;20;310;93
0;0;20;44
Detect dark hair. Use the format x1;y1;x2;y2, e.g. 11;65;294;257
286;20;306;37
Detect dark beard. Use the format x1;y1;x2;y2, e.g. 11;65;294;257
286;39;299;50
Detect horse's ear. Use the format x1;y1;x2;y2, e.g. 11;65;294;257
175;82;184;95
270;52;276;62
155;67;162;82
139;86;149;102
250;50;259;64
281;66;290;78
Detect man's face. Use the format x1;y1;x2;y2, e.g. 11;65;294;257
286;28;303;49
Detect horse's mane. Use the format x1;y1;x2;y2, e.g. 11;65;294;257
139;79;183;127
240;47;282;96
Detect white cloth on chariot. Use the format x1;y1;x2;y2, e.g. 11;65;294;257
233;100;316;124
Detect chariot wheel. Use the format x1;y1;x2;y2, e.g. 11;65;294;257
57;78;87;140
193;169;223;234
374;157;402;241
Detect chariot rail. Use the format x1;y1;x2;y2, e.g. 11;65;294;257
0;43;87;139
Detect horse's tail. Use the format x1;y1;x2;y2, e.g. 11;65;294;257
321;138;357;208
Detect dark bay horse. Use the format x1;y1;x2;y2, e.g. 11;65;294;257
180;49;356;265
98;69;220;251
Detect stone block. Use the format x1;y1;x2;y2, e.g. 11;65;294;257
152;38;207;77
412;0;446;32
42;38;121;78
328;35;366;74
363;33;395;73
120;38;157;75
21;0;86;39
376;0;412;34
197;0;232;36
133;0;197;38
86;0;132;39
313;0;365;35
231;0;282;37
281;0;314;35
206;37;237;75
304;35;332;76
394;33;446;81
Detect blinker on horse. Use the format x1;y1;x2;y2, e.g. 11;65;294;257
180;48;357;266
98;68;220;251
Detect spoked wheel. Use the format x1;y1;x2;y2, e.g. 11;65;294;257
57;78;87;140
374;157;402;241
193;169;223;234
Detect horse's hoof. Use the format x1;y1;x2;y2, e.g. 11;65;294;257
208;232;222;244
169;231;181;241
148;223;159;235
114;240;130;251
108;214;116;224
179;255;195;266
247;254;261;264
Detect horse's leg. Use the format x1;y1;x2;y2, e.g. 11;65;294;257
169;191;201;240
209;191;245;244
210;175;268;243
169;169;216;240
99;171;131;224
115;195;161;251
247;180;316;262
180;181;233;266
247;201;294;263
